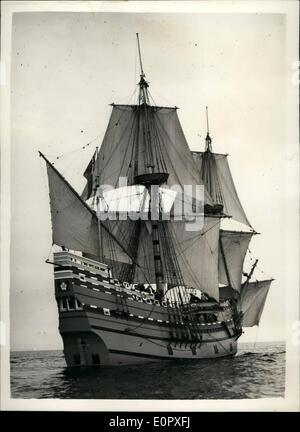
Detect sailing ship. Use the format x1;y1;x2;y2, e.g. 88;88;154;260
40;35;273;366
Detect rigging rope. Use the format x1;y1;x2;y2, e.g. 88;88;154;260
52;135;101;166
246;248;273;280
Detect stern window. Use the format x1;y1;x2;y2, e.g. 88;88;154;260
75;298;83;310
61;298;68;311
67;297;76;310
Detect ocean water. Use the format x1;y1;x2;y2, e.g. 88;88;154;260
10;342;285;399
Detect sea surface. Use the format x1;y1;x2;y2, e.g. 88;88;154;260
10;342;285;399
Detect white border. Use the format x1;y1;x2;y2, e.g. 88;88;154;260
1;0;299;412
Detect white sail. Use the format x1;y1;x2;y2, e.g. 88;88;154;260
170;217;220;300
46;162;99;256
192;151;251;227
133;221;156;284
44;155;136;266
240;280;272;327
87;184;177;214
83;105;214;209
219;230;253;292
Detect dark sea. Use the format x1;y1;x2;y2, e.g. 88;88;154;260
10;342;285;399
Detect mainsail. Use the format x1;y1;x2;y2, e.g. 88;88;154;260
170;218;220;300
239;280;272;327
83;105;214;211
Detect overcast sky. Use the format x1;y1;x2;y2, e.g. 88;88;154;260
9;9;296;350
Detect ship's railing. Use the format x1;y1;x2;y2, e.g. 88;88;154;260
53;251;111;277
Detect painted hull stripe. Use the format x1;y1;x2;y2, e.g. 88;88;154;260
108;349;236;361
109;349;186;361
89;323;233;344
72;296;227;330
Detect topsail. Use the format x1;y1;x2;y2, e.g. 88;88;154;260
192;151;251;227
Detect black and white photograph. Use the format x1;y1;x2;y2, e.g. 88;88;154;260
1;0;299;411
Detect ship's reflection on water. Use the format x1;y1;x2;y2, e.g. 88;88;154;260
11;342;285;399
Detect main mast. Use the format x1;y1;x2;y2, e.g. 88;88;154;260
134;33;169;299
81;35;222;305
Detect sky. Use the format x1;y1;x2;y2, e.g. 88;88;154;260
8;9;297;350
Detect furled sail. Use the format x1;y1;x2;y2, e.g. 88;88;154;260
219;230;253;292
170;217;220;301
192;151;251;227
239;280;272;327
45;157;100;256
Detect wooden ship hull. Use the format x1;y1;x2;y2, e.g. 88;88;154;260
55;252;239;366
